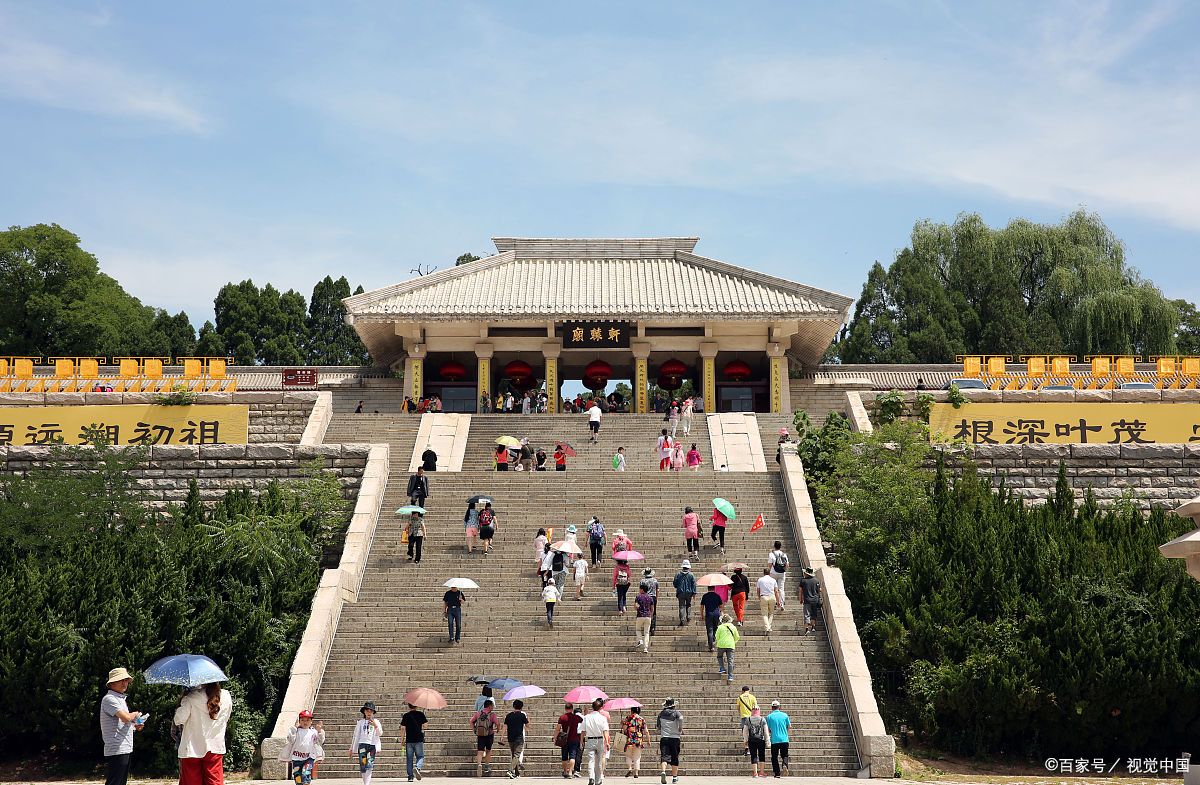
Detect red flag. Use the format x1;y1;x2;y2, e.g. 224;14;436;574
749;513;765;533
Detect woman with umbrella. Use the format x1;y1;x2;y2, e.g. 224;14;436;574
173;681;232;785
615;701;648;777
464;501;481;555
710;499;735;553
612;558;633;615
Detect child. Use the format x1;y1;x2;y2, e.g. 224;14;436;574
533;528;548;577
563;524;579;566
686;443;702;471
542;580;559;626
573;555;589;599
612;446;626;471
280;710;324;785
350;702;383;785
671;441;685;472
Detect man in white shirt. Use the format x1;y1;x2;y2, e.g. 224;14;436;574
581;698;611;785
756;569;782;634
767;542;790;608
588;403;603;444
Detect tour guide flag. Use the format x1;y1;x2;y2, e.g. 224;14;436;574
749;513;765;533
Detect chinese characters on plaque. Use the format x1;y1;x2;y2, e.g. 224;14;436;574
561;321;631;349
0;405;250;446
928;403;1200;445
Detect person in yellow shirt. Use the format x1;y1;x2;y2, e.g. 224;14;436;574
736;685;758;755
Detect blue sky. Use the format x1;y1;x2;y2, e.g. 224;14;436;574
2;0;1198;324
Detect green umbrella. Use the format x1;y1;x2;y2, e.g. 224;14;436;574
712;498;736;520
395;505;426;515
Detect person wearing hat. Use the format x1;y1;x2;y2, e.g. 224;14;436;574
400;702;428;782
714;614;740;682
799;567;823;634
655;698;684;784
174;680;232;785
352;702;385;784
564;524;580;568
642;568;659;635
613;558;633;615
766;701;791;777
99;667;143;785
672;560;697;626
278;709;324;785
611;529;634;556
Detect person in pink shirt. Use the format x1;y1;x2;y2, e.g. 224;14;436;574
710;508;728;552
671;442;685;472
681;507;700;558
714;568;731;604
686;443;702;471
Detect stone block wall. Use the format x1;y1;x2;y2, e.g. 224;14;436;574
0;391;318;443
940;443;1200;510
791;379;874;423
0;442;370;507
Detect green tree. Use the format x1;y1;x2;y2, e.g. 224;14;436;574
455;252;481;265
306;276;369;365
194;320;226;357
1173;299;1200;354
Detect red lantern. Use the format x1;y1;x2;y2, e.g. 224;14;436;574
582;375;607;391
722;359;753;382
659;358;688;377
438;360;467;381
583;359;613;381
657;374;682;391
503;360;533;379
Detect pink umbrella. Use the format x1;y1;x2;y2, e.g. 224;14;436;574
563;685;609;704
616;550;646;561
602;697;641;711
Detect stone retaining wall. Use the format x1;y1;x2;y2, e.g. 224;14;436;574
945;443;1200;509
0;391;319;443
0;442;370;506
791;378;874;423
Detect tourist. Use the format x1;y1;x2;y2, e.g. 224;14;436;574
174;681;232;785
406;512;425;564
672;560;696;626
280;710;323;785
407;467;429;507
536;447;549;471
422;444;438;472
643;568;659;635
479;501;497;556
431;395;443;413
495;393;504;412
573;553;589;599
775;429;789;465
588;401;603;444
574;392;584;412
613;558;632;615
399;702;426;782
668;403;679;439
405;397;417;413
612;446;626;471
634;582;655;652
611;529;634;556
715;614;740;682
620;705;648;778
685;444;701;471
480;393;492;413
729;567;750;626
655;699;683;785
519;439;534;472
799;567;823;634
470;698;502;777
543;580;559;627
582;698;611;785
554;444;568;471
656;429;672;471
564;524;580;566
464;502;480;554
355;400;364;414
916;377;927;390
444;585;464;644
756;569;781;635
541;547;557;586
766;701;790;777
671;441;685;472
551;547;568;596
586;516;606;565
681;507;700;558
556;703;584;779
534;528;549;576
99;667;143;785
700;585;724;651
767;543;789;608
351;702;385;785
680;397;693;436
495;444;510;471
502;699;529;778
505;392;515;413
417;398;428;414
522;391;532;415
475;686;494;712
736;686;758;740
714;568;731;606
743;708;767;778
709;505;728;552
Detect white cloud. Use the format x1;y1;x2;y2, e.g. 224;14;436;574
0;18;207;132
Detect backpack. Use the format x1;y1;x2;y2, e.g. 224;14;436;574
616;568;630;586
479;508;495;527
611;453;621;469
552;551;566;571
747;715;767;741
474;711;493;736
589;523;605;543
773;552;788;572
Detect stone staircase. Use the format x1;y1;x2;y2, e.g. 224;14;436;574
324;413;423;468
756;414;794;471
461;414;714;473
307;417;860;778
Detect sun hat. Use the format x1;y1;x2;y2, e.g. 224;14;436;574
106;667;132;684
779;428;789;435
662;697;676;708
361;701;377;715
567;525;577;533
615;529;625;536
720;614;733;624
681;560;691;569
643;568;654;577
804;567;815;576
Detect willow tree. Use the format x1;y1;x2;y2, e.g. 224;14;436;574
837;210;1180;362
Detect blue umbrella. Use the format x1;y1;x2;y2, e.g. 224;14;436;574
488;677;523;692
144;655;227;687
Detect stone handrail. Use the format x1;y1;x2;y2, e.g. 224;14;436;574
845;391;873;433
300;391;333;446
260;442;389;778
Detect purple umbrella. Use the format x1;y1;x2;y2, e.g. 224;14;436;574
503;685;546;701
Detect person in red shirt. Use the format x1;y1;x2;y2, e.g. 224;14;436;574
555;703;584;777
709;508;728;552
554;445;567;472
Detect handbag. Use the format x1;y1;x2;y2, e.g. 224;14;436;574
554;730;567;747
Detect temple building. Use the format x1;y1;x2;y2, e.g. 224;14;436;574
343;237;853;413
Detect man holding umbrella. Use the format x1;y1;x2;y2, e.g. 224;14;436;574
99;667;143;785
444;584;466;643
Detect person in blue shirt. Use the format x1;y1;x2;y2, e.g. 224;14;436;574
699;587;724;651
765;701;790;777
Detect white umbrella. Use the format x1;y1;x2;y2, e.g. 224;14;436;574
444;578;480;590
550;540;584;555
